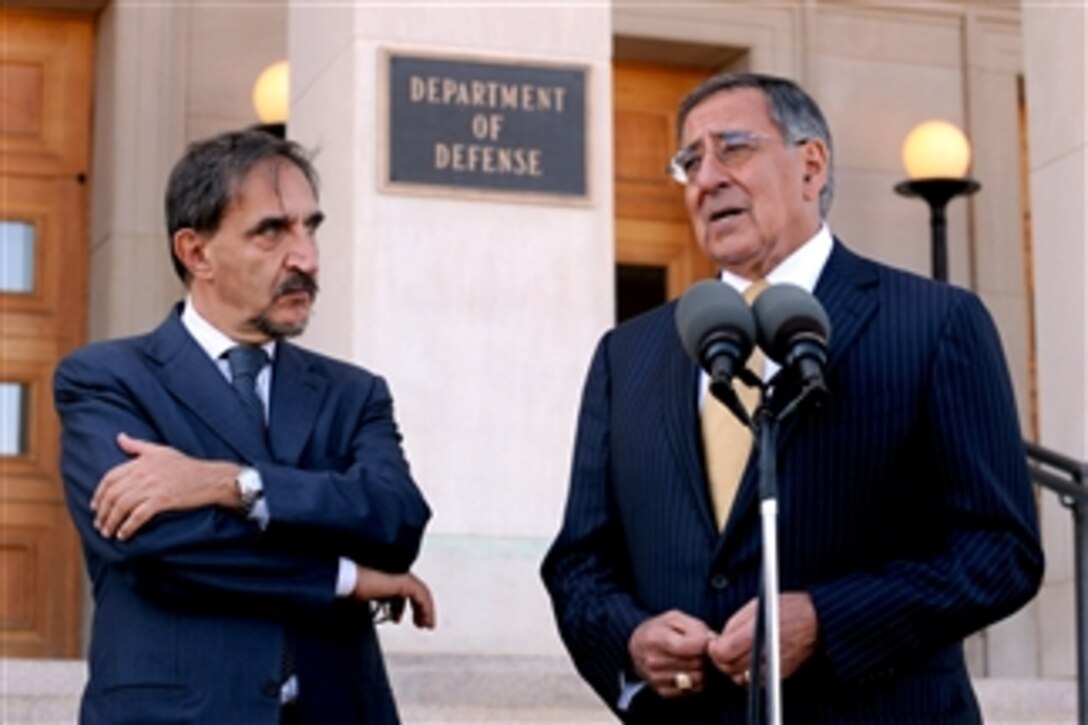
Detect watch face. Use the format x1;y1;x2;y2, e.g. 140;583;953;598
236;469;261;514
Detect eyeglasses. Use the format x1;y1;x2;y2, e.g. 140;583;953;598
667;130;788;185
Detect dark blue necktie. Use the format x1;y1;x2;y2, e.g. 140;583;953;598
225;346;292;681
224;345;268;428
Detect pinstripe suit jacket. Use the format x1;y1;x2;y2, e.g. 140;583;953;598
542;241;1043;723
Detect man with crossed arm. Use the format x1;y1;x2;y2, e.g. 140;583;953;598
56;129;433;725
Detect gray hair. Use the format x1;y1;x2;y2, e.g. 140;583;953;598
677;73;834;217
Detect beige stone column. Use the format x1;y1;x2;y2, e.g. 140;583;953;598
288;1;613;657
89;2;189;341
1022;0;1088;678
1022;0;1083;679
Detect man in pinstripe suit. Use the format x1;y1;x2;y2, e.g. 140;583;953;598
542;73;1043;723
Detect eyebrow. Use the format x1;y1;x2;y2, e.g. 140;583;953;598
679;128;752;153
246;215;291;237
245;210;325;238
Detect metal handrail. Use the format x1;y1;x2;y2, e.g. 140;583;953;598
1025;440;1088;725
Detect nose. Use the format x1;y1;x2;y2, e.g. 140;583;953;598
691;149;732;191
286;228;319;276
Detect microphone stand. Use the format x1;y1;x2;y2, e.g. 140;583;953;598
743;369;826;725
751;395;783;725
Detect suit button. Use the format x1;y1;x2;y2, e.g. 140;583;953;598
710;574;729;590
261;679;280;698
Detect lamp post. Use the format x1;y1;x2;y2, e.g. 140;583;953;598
894;120;981;282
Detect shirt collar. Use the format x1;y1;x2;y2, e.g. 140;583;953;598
719;222;834;295
180;296;277;364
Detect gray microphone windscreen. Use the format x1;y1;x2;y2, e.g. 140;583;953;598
675;280;755;362
751;283;831;363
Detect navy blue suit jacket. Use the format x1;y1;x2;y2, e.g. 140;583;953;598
54;306;430;725
542;242;1043;723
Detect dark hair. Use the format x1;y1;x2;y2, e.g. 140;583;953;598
164;129;319;282
677;73;835;217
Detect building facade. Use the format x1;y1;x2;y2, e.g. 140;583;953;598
1;0;1084;690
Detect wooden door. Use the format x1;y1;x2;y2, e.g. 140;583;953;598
0;8;92;658
613;61;716;322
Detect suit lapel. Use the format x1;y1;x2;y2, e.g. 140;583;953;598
813;241;881;372
144;307;271;463
766;241;880;459
660;314;720;537
268;342;328;466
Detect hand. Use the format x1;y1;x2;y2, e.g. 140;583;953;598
627;610;713;698
353;566;436;629
91;433;240;541
707;592;819;686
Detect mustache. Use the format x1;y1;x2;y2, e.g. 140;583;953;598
273;272;319;299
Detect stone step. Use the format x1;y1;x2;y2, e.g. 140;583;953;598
0;656;1077;724
974;677;1078;724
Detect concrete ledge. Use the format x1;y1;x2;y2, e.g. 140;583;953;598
0;656;1077;724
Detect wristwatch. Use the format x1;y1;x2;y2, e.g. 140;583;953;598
235;466;263;516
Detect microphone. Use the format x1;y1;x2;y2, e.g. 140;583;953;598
751;283;831;400
675;280;758;427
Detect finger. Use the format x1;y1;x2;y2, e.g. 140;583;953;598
662;654;705;673
92;460;132;513
662;610;713;639
668;668;706;695
116;500;156;541
707;635;751;679
650;670;684;698
93;476;122;532
652;666;706;698
660;624;713;658
733;666;753;688
98;485;146;538
98;502;125;538
706;648;753;687
640;640;704;669
388;597;406;622
408;578;436;629
643;654;704;684
722;599;758;636
411;590;436;629
116;432;153;456
91;478;106;513
707;631;740;663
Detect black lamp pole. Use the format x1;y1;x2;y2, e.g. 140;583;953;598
894;178;981;282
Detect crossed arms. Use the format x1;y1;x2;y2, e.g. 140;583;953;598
55;347;435;626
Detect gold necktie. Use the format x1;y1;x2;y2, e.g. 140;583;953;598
701;279;767;530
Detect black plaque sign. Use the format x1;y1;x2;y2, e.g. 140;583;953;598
385;52;588;200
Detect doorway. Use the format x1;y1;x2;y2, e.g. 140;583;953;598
612;58;717;323
0;8;93;657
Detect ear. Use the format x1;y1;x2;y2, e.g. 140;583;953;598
799;138;830;202
173;229;213;281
